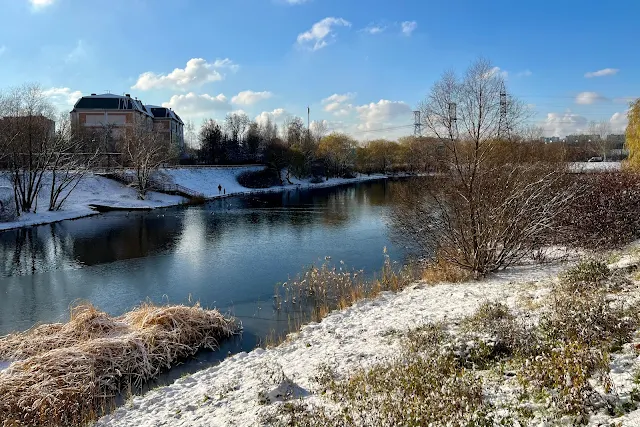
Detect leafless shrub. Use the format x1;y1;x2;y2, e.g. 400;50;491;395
393;59;574;276
392;159;574;276
48;115;98;211
0;84;57;214
555;172;640;249
119;116;172;199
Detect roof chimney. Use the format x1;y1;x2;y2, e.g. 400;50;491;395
90;93;96;96
125;93;131;98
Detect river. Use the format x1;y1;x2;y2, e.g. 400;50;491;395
0;179;411;381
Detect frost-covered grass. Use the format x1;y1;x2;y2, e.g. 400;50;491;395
265;259;640;426
93;244;640;426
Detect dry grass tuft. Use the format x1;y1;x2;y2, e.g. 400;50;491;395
0;302;237;427
421;257;472;284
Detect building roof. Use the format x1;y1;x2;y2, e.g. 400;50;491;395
72;94;153;117
145;105;184;125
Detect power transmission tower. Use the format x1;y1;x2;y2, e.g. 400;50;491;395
448;102;458;140
413;110;422;137
498;82;509;140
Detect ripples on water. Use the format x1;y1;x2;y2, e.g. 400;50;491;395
0;180;414;381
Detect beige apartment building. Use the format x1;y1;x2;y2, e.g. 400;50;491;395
70;93;184;155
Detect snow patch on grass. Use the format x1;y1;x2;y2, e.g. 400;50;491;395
95;263;565;427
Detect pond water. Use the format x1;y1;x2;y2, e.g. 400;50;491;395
0;179;413;382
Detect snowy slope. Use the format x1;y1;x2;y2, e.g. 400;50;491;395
160;166;387;198
95;263;566;427
0;167;388;232
0;173;184;231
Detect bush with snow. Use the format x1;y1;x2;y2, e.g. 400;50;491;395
0;186;16;222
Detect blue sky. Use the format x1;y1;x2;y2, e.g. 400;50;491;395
0;0;637;140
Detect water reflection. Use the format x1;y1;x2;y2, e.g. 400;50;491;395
0;180;408;337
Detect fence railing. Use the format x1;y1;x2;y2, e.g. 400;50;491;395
107;170;204;199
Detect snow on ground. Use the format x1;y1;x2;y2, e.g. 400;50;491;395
0;173;184;231
569;161;622;173
0;167;389;232
160;166;388;198
95;262;568;427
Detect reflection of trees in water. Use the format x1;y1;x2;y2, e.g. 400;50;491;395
0;180;407;279
0;225;76;277
71;213;185;266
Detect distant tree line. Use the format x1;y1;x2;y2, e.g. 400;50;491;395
191;112;454;184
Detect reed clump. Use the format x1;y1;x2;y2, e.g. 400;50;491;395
272;252;419;336
0;302;237;427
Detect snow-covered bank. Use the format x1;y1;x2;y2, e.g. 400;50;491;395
159;166;388;199
0;173;184;231
94;241;640;426
0;167;389;232
95;263;568;427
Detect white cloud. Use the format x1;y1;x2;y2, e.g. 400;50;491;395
322;93;356;116
297;17;351;51
65;40;87;63
401;21;417;36
132;58;238;91
517;70;532;77
162;92;231;116
231;90;273;106
575;91;606;105
485;66;509;79
585;68;619;78
356;99;412;130
255;108;287;126
614;96;637;104
541;111;588;137
29;0;54;10
610;111;629;133
42;87;82;107
362;24;386;34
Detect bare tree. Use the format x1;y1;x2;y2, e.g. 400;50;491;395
282;116;305;148
224;112;250;143
310;120;328;144
259;116;278;142
587;120;611;160
184;120;197;149
0;84;57;214
399;58;570;276
120;116;169;199
517;124;545;143
48;115;98;211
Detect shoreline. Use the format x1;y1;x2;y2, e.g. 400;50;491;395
94;260;568;426
0;171;392;233
95;244;640;426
